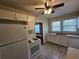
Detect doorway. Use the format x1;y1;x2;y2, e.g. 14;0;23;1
35;22;43;44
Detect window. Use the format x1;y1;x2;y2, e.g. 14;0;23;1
78;17;79;28
35;24;40;33
51;18;79;32
63;19;76;32
52;21;61;32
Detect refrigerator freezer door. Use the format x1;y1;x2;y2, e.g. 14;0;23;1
0;24;27;46
0;40;28;59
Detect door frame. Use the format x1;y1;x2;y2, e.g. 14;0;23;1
35;22;43;44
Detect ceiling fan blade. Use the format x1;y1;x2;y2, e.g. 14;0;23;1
41;11;44;15
45;2;50;9
45;2;47;8
52;3;64;8
35;8;44;10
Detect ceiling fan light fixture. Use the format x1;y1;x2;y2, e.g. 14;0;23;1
47;8;52;14
44;8;52;14
44;9;48;14
35;1;64;15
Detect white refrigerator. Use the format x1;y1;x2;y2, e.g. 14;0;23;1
0;23;28;59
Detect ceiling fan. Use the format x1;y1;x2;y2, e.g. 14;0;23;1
35;1;64;15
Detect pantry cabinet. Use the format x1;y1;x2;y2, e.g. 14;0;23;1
28;16;35;30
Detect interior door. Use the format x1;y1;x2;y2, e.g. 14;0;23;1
35;23;43;44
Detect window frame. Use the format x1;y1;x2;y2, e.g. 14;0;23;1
51;18;79;33
51;21;61;32
62;18;77;32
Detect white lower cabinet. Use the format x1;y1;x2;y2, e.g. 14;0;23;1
59;36;69;47
46;34;53;42
53;35;60;44
47;34;69;47
47;35;60;44
0;40;28;59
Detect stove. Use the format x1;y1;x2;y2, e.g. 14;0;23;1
28;38;41;59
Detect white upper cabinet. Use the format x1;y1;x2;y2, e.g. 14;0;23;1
15;13;27;21
28;16;35;30
0;9;28;21
0;9;16;20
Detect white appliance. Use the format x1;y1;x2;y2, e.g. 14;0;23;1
0;20;29;59
28;38;41;59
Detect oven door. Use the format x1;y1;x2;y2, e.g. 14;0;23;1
29;40;41;59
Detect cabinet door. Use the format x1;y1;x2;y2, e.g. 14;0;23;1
53;35;60;44
59;36;69;47
16;13;27;21
46;34;52;42
47;35;60;44
1;40;28;59
0;9;15;20
28;16;35;30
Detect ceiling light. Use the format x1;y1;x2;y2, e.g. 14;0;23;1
44;8;52;14
47;8;52;14
44;10;48;14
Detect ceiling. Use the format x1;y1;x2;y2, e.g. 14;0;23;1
0;0;79;18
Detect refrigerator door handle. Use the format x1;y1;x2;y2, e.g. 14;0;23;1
0;38;27;47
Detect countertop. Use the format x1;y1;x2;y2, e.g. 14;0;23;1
66;35;79;38
47;33;79;38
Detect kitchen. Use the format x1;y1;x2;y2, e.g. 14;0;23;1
0;0;79;59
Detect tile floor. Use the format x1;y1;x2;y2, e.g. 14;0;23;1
37;42;68;59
